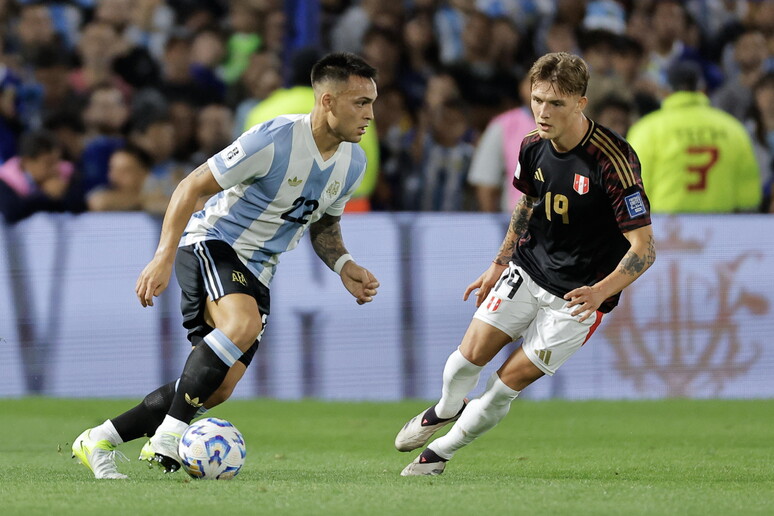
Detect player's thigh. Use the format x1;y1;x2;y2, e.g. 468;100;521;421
466;263;539;365
521;300;602;376
497;346;545;391
458;319;514;366
206;293;262;336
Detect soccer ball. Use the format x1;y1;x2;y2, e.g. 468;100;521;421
178;417;247;480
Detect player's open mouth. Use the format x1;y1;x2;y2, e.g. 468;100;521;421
538;123;551;131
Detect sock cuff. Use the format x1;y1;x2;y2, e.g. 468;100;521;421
203;329;242;367
481;372;520;404
451;348;484;373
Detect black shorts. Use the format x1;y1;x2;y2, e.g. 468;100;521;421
175;240;270;367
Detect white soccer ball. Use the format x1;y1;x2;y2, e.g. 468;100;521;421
178;417;247;480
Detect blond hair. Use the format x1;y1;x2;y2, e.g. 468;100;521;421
528;52;590;97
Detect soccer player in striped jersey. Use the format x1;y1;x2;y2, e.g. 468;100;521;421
396;52;656;476
72;52;380;478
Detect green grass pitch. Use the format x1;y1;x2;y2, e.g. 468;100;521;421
0;398;772;516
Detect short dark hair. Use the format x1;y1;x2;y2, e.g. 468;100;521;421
310;52;377;86
19;130;60;158
115;143;153;170
667;61;704;92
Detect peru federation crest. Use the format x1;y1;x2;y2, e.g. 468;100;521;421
573;173;589;195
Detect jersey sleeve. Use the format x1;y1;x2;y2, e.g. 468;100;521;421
206;124;275;190
601;142;652;232
512;135;539;197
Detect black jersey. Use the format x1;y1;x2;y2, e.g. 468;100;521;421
512;120;651;313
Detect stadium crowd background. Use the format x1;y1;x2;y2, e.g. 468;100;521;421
0;0;773;223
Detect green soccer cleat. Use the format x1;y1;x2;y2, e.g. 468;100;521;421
72;428;128;479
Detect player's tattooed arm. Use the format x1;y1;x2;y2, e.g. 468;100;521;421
493;195;535;265
620;233;656;276
309;213;349;270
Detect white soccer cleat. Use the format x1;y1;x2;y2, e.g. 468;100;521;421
71;428;128;479
394;401;467;452
400;449;447;476
142;431;182;473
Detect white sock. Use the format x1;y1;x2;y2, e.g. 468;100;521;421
156;415;188;436
435;348;484;419
92;419;123;446
430;372;520;459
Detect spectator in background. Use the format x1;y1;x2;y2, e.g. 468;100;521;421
79;84;130;194
610;34;660;118
403;97;475;211
10;3;61;63
69;21;131;98
93;0;161;89
188;27;227;103
127;110;183;216
713;29;770;122
158;34;211;107
627;61;761;213
232;51;282;139
87;144;152;212
371;86;413;211
0;130;84;223
580;29;625;120
747;72;774;212
330;0;399;54
641;0;723;98
361;26;402;92
467;75;534;213
168;99;197;165
400;8;441;111
220;1;263;85
189;103;234;168
31;46;78;118
594;93;634;138
447;9;518;132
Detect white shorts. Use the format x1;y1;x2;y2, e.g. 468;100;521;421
473;263;603;375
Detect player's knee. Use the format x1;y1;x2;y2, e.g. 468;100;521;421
217;317;262;351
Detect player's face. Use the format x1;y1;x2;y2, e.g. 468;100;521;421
327;76;377;143
530;80;586;150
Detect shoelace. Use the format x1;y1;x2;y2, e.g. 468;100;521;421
95;449;129;476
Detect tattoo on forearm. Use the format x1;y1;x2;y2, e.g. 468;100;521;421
494;196;534;265
309;214;348;269
192;163;209;177
620;235;656;276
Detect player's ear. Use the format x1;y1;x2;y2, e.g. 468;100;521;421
576;95;588;113
320;91;335;112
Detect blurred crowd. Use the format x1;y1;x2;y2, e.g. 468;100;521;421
0;0;773;224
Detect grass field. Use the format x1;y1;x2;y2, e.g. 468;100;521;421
0;398;772;516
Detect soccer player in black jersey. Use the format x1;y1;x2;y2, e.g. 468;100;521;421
396;52;656;476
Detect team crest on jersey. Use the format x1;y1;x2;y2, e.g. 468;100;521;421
221;141;246;168
573;173;589;195
325;180;341;197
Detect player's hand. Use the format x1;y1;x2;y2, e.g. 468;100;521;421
464;262;508;307
340;261;379;305
135;257;173;307
564;285;605;322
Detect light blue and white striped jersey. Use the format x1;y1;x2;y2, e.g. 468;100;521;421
180;114;366;287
